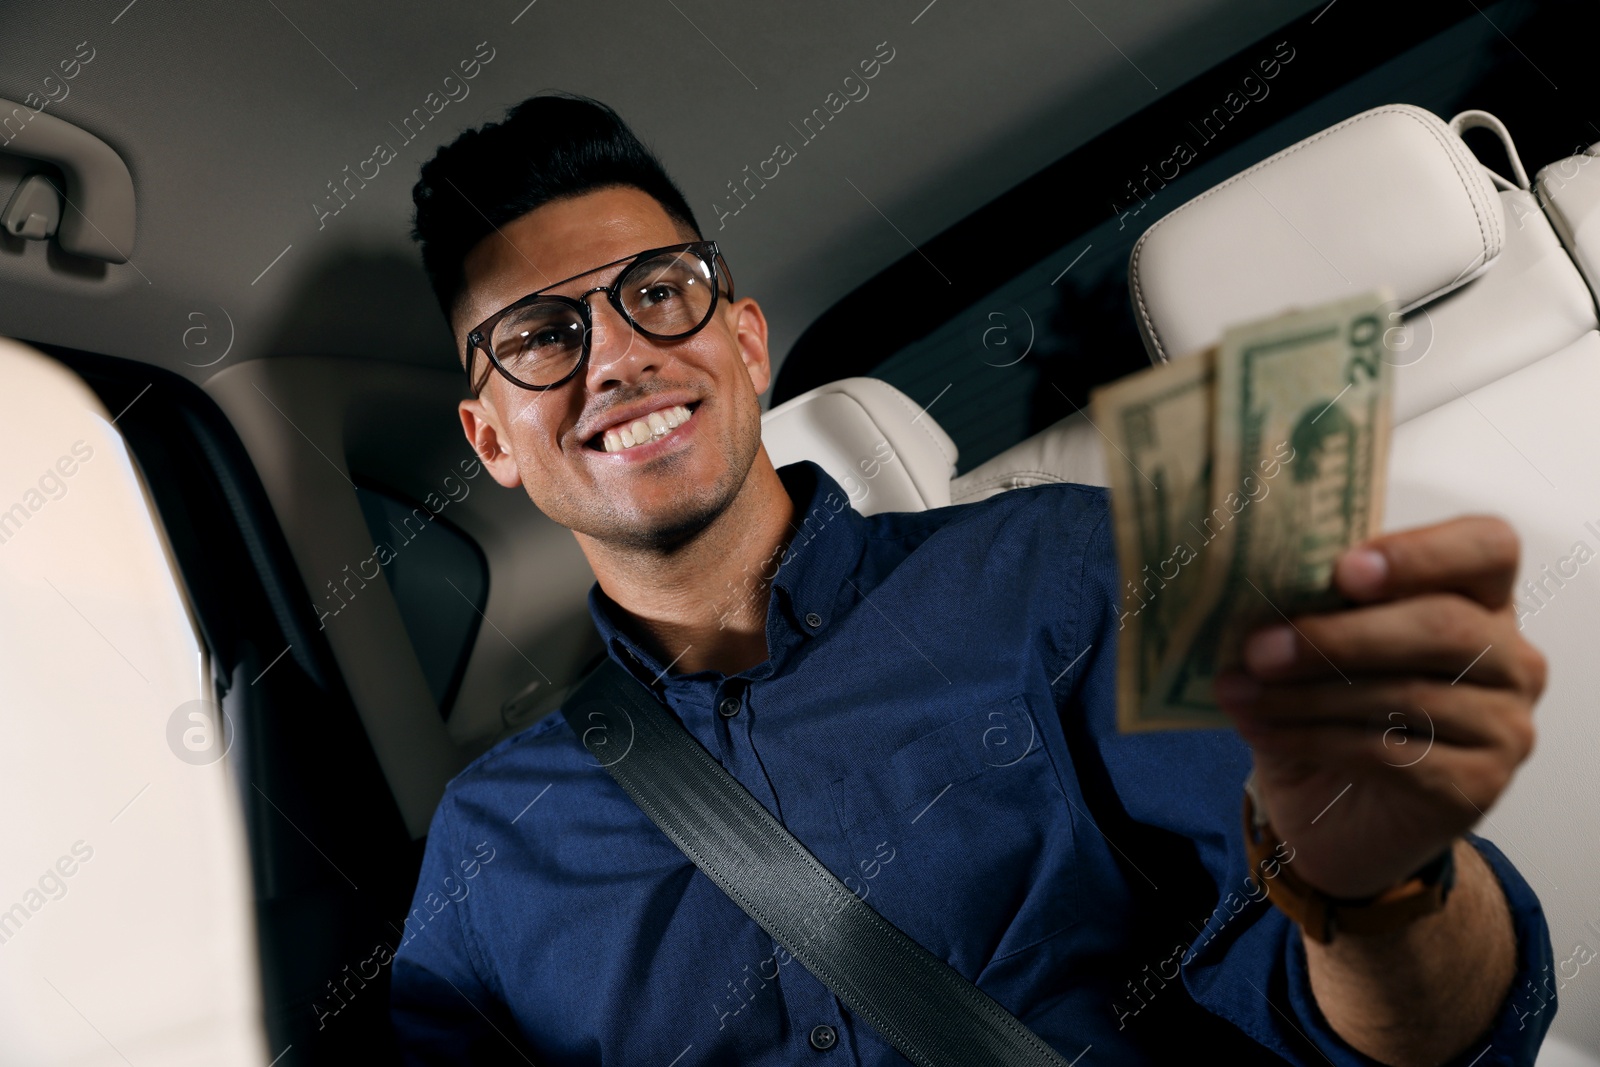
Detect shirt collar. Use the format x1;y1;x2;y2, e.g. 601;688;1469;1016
586;459;867;686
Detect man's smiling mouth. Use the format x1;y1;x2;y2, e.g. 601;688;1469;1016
586;401;701;453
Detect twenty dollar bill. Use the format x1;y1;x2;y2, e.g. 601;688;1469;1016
1092;290;1396;732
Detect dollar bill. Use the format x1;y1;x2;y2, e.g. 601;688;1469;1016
1095;290;1396;732
1088;347;1218;734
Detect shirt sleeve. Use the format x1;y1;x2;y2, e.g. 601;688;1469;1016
1062;490;1558;1065
389;788;536;1067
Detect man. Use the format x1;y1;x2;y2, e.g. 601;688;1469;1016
390;94;1554;1065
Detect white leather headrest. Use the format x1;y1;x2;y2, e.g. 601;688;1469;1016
761;377;957;515
1130;104;1506;363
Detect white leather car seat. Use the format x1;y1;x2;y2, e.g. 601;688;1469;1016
761;375;959;516
948;407;1108;504
1127;102;1600;1062
1538;139;1600;302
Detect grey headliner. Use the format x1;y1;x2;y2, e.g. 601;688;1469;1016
0;0;1319;391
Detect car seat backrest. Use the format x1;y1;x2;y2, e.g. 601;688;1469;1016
1537;140;1600;305
949;409;1107;505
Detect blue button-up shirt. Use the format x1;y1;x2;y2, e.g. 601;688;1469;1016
390;460;1555;1065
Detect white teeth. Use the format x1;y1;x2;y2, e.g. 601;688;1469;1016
598;404;694;453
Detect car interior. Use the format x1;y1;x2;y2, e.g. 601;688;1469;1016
1;0;1596;1063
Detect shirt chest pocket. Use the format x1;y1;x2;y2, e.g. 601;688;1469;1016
827;694;1081;971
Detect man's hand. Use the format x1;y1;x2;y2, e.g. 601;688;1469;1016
1213;513;1546;901
1213;514;1547;1065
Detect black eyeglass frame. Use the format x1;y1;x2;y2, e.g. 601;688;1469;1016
464;239;734;393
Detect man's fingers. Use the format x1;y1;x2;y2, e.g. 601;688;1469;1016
1238;594;1526;688
1218;675;1536;767
1336;514;1520;610
1237;720;1519;790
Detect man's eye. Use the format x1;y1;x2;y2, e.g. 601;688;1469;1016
637;283;680;305
514;322;578;353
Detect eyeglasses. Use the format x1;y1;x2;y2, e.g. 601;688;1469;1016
465;240;733;393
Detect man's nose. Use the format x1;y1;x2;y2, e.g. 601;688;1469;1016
583;294;658;388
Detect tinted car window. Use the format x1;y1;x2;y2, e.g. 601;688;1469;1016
355;484;487;716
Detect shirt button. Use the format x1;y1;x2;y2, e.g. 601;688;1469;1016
808;1024;837;1050
717;696;741;718
804;611;823;629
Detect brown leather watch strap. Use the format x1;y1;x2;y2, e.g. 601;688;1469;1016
1242;784;1455;944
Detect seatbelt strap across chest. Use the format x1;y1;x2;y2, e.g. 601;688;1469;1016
561;657;1074;1067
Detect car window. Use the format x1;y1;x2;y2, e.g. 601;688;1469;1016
868;234;1145;474
354;483;487;717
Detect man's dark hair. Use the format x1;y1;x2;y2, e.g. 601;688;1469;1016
410;93;702;323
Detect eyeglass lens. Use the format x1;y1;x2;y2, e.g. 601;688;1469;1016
487;247;717;387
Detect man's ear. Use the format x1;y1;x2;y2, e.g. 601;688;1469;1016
729;297;772;397
459;396;523;489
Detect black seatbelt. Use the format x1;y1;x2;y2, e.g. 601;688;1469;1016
561;657;1073;1067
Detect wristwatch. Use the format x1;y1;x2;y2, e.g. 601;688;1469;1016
1241;772;1456;944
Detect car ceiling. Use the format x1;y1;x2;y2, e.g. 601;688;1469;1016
0;0;1321;394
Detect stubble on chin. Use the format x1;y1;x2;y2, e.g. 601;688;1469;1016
561;456;736;552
